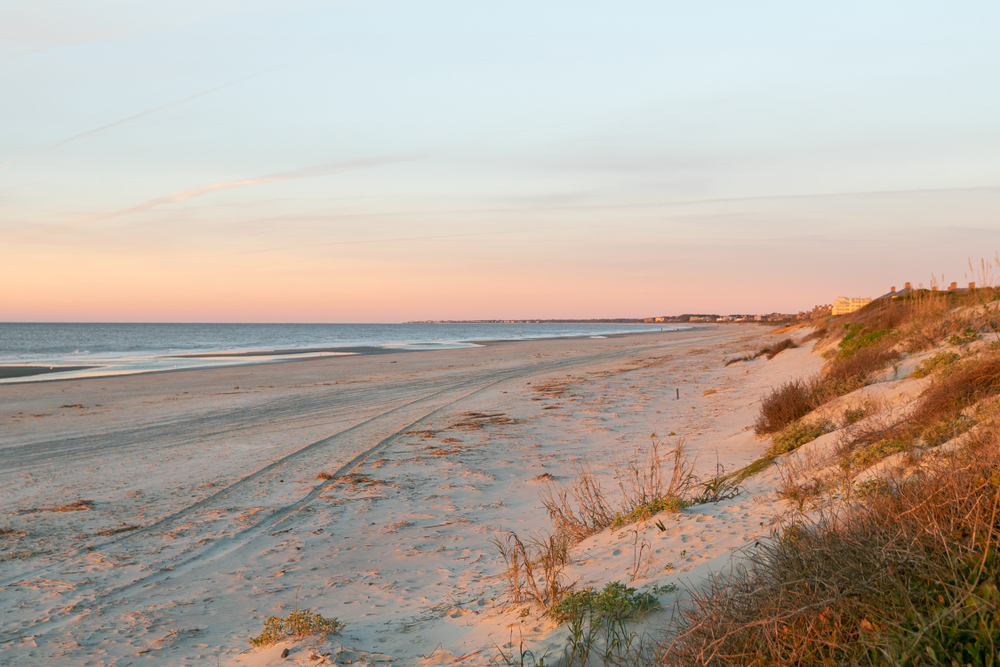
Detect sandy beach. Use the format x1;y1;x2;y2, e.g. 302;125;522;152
0;325;821;666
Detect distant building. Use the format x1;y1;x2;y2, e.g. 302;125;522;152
880;281;977;299
878;282;913;300
832;296;871;316
947;281;976;294
806;304;832;319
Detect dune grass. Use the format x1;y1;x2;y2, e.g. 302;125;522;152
656;275;1000;666
658;426;1000;667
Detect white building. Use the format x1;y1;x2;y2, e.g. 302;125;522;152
832;296;871;316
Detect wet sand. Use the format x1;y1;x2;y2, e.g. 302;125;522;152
0;365;95;380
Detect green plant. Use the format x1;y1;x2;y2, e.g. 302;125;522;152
650;582;679;595
727;455;776;484
767;419;836;456
843;437;911;470
248;609;343;647
549;581;660;623
550;581;661;666
838;324;895;359
948;328;982;346
693;462;743;504
912;351;960;378
919;415;976;447
610;496;690;528
843;407;866;425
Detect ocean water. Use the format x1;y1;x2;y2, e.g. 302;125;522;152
0;322;684;383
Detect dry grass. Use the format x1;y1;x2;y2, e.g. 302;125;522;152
541;437;694;542
658;425;1000;666
19;499;94;514
540;462;616;543
911;353;1000;425
453;412;517;429
490;530;572;610
725;339;798;366
760;338;798;360
831;353;1000;471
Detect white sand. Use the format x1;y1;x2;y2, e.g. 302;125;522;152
0;326;823;666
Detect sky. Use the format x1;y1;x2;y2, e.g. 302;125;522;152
2;1;1000;322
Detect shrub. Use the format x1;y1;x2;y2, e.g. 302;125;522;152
767;419;835;457
249;610;343;647
724;354;755;367
823;344;900;388
753;379;815;436
726;339;798;367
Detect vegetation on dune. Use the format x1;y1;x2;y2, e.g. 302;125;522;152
540;435;695;544
766;419;835;457
912;351;960;378
492;268;1000;666
655;265;1000;666
659;429;1000;667
753;379;815;436
725;338;798;366
249;609;343;647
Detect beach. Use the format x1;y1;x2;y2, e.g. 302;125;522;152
0;325;820;666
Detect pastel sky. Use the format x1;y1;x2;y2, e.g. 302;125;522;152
3;1;999;322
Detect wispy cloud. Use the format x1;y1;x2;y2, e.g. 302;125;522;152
69;156;421;225
0;72;265;172
230;230;523;255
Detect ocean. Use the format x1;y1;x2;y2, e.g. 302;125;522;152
0;322;685;383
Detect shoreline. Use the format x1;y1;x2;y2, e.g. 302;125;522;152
0;326;706;386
